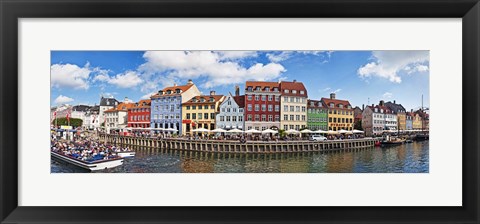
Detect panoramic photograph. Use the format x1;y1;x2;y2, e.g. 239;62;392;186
50;50;430;173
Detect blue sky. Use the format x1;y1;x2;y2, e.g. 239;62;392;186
51;50;429;111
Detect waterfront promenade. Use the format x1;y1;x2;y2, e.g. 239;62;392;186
100;134;377;154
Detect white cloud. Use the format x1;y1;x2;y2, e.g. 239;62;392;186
54;95;74;105
51;63;91;90
140;92;156;100
94;71;143;89
357;51;429;83
333;89;342;93
266;51;333;63
382;92;393;99
107;71;143;88
322;87;331;92
138;51;286;90
216;51;258;60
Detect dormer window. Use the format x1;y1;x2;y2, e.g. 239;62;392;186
200;98;205;102
310;102;314;106
318;102;322;107
292;90;297;94
347;105;351;109
265;87;270;91
284;89;289;93
192;98;197;102
209;97;214;102
380;109;384;113
175;88;181;93
247;87;253;91
375;108;378;112
329;103;334;108
256;87;261;91
300;90;305;95
339;104;343;108
273;87;278;92
167;90;172;94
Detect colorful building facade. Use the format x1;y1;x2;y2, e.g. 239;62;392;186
321;93;354;131
307;100;328;131
181;92;225;136
215;90;245;130
279;80;308;131
150;80;201;134
127;99;151;128
385;101;406;131
244;81;281;131
104;101;134;130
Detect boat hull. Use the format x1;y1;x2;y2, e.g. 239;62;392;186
51;152;124;171
117;151;136;158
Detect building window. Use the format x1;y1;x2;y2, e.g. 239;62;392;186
284;97;289;102
268;115;273;122
284;89;289;93
247;115;252;121
247;95;252;101
204;113;208;120
261;115;266;121
255;115;260;121
284;115;288;120
255;95;260;101
262;104;266;111
210;113;215;119
187;113;191;119
275;96;280;101
198;113;202;119
226;116;231;122
275;115;279;122
261;95;266;101
232;116;237;122
268;95;273;101
290;115;294;121
268;105;273;112
284;105;288;111
248;104;252;111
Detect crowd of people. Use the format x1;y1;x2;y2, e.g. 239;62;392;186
51;134;130;162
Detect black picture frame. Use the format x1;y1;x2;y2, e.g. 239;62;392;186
1;0;479;223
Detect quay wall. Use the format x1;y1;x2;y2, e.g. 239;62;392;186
100;134;377;154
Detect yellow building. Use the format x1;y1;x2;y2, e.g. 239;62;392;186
321;93;354;131
181;91;225;136
412;112;423;130
279;80;308;131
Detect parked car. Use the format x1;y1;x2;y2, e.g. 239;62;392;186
309;134;327;141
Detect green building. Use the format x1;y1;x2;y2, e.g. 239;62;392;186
307;100;328;131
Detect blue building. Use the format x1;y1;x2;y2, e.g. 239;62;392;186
150;80;200;134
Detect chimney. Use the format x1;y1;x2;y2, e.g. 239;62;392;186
187;79;193;85
210;90;216;96
394;100;396;104
124;97;129;102
362;104;364;110
372;104;374;107
173;83;177;87
330;93;336;99
235;85;240;96
379;100;384;106
293;79;297;83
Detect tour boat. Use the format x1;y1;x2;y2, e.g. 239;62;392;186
51;151;124;171
116;151;136;158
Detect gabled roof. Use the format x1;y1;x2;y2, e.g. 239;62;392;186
104;102;135;113
366;105;393;114
183;95;225;105
100;97;119;107
245;81;280;92
385;101;406;113
321;98;352;109
279;81;308;97
151;84;194;98
307;99;325;109
129;99;151;110
72;105;91;112
233;95;245;108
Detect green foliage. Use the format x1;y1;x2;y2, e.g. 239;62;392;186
52;117;83;128
278;129;286;138
354;120;363;130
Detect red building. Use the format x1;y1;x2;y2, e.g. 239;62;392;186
127;99;151;128
244;81;281;131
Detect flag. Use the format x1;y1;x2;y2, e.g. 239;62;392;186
66;111;70;122
53;111;57;119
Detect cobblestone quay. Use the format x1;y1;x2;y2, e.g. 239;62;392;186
101;134;376;154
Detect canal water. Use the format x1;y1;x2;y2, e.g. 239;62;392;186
51;141;429;173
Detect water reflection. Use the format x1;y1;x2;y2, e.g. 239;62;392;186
51;141;429;173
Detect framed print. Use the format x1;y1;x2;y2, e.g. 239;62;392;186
1;0;479;223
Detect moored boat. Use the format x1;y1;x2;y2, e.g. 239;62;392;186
116;151;136;158
51;151;124;171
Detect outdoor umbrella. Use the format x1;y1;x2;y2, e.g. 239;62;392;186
192;128;210;132
211;128;227;133
285;129;300;134
227;128;244;133
165;128;178;132
338;129;349;134
327;130;338;135
314;130;328;134
262;129;278;134
352;129;364;134
300;129;313;133
245;129;261;134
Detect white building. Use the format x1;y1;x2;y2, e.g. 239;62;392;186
362;100;398;136
216;90;245;130
99;96;119;126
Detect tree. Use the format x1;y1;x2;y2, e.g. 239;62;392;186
354;120;363;130
278;129;286;138
52;117;83;128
